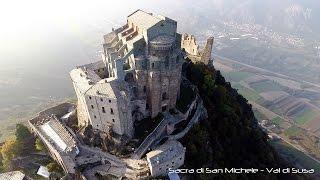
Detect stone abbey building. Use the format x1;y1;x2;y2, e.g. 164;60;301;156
28;10;213;179
71;10;185;138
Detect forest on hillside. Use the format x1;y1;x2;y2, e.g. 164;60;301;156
180;61;307;180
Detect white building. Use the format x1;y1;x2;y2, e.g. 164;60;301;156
146;140;185;176
29;115;79;173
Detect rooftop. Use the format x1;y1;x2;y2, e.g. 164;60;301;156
146;140;185;165
86;80;117;98
70;68;101;94
36;116;78;153
127;10;162;30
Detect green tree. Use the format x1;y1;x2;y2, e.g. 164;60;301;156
0;146;4;173
35;138;46;152
214;85;227;104
47;162;63;173
203;74;215;96
15;124;31;142
0;139;21;170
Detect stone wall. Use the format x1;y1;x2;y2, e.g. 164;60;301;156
181;34;199;56
146;140;185;176
201;37;214;65
181;34;214;66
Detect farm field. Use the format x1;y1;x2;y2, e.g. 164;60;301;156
250;80;286;93
284;126;302;137
215;58;320;164
295;110;317;125
216;59;320;137
271;117;284;126
225;71;254;82
232;83;261;102
271;139;320;173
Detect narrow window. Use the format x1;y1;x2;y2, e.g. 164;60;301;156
94;115;97;118
91;105;94;109
109;99;111;103
162;92;167;100
162;106;167;112
89;96;92;100
143;86;146;93
112;119;115;123
152;63;154;69
100;98;103;102
146;103;149;110
110;108;114;114
102;107;106;113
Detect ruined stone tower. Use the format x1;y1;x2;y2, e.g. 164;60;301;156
181;34;214;66
201;37;214;66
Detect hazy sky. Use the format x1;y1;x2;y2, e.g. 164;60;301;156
0;0;193;66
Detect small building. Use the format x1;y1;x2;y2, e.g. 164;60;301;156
37;166;50;178
146;140;185;177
